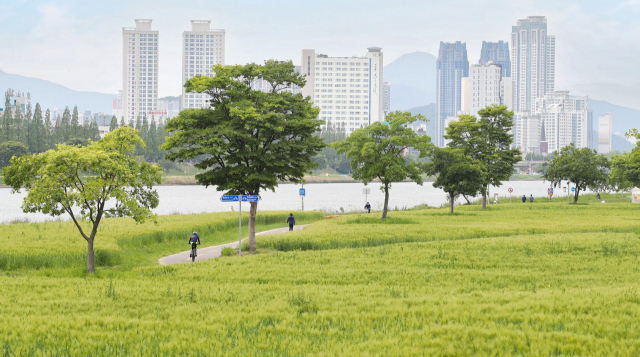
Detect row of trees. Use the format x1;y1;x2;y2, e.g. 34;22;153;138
1;92;100;155
108;115;169;163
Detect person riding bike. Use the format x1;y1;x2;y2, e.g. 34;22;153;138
189;231;201;258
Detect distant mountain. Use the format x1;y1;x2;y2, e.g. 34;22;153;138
588;99;640;135
0;70;116;113
384;52;436;111
612;133;635;153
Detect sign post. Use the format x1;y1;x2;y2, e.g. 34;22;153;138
363;187;370;205
508;187;513;203
221;195;260;256
299;186;305;211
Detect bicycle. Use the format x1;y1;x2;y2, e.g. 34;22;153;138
189;242;198;262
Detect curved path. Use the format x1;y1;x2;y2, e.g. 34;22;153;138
158;225;307;265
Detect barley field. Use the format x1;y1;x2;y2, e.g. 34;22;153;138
1;195;639;356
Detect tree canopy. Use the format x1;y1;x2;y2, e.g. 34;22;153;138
445;105;520;208
332;111;431;218
424;147;483;213
162;60;324;251
543;144;610;203
4;127;162;273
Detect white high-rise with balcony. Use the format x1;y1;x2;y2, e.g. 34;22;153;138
598;113;613;154
122;19;159;122
301;47;384;134
535;91;589;153
182;20;226;109
469;62;502;117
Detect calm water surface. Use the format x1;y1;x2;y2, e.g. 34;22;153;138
0;181;577;224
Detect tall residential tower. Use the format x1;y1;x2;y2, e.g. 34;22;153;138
479;41;510;78
510;16;555;112
182;20;226;109
122;19;159;122
301;47;384;135
435;41;469;147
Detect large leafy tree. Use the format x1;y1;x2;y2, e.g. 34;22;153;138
543;144;610;203
332;111;431;219
424;147;483;213
162;60;324;251
610;154;634;198
445;105;520;209
4;127;162;273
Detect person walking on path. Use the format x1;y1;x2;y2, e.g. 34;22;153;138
364;202;371;213
529;195;534;203
522;195;526;203
597;193;601;200
287;213;295;231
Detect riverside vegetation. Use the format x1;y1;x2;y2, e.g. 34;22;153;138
1;195;640;355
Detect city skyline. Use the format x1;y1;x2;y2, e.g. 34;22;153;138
0;0;638;106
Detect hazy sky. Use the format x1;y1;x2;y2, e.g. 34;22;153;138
1;0;639;100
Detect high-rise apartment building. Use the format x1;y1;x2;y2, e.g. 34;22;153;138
535;91;589;153
122;19;159;122
251;66;302;94
182;20;226;110
301;47;384;134
383;82;391;117
435;41;469;147
469;62;502;117
598;113;613;154
479;41;510;78
510;16;555;112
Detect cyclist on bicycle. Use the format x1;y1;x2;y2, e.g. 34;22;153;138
189;231;200;246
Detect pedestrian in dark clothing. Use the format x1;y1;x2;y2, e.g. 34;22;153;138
364;202;371;213
287;213;295;231
597;193;601;200
522;195;526;203
529;195;534;203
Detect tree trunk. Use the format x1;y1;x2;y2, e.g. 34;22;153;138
450;193;455;213
87;238;95;274
482;185;487;209
462;195;470;204
574;187;580;203
382;183;390;219
248;201;258;251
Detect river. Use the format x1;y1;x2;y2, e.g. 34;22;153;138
1;181;583;224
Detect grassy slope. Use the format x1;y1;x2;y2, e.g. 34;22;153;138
1;195;640;356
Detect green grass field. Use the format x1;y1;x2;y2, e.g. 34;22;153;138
1;194;640;356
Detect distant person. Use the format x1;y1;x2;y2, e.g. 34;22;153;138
522;195;526;203
529;195;534;203
287;213;295;231
597;193;601;200
364;202;371;213
493;197;498;205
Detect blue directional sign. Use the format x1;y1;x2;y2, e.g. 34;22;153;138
299;188;306;197
220;195;240;202
242;195;260;202
571;187;576;193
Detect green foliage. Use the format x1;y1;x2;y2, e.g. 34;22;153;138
163;60;325;251
445;105;520;208
221;247;235;256
0;141;28;168
332;111;431;218
424;147;484;212
3;127;162;273
109;115;118;132
543;144;610;203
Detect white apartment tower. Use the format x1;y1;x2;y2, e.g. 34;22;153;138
383;82;391;116
182;20;226;109
598;113;613;154
511;16;555;112
122;19;159;122
534;91;589;153
301;47;384;134
469;62;502;117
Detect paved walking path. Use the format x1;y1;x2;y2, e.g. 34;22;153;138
158;225;307;265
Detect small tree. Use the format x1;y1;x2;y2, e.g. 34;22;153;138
109;115;119;132
332;111;431;218
424;147;483;213
4;127;162;273
609;154;634;198
445;105;520;209
162;60;324;251
543;144;610;203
